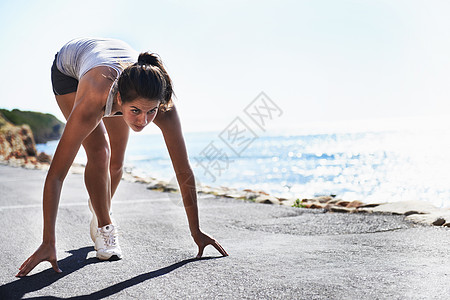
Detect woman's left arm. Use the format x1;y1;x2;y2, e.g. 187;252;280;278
154;105;228;258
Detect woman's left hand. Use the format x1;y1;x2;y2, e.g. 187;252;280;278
192;231;228;258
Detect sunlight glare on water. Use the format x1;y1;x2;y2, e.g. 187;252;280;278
37;117;450;207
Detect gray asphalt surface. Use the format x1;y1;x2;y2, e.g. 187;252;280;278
1;164;450;299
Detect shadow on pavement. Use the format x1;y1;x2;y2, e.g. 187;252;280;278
0;246;102;299
1;251;222;300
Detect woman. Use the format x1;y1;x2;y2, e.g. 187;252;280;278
16;37;228;277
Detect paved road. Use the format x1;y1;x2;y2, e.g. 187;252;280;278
1;165;450;299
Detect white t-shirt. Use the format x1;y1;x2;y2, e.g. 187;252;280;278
56;37;139;117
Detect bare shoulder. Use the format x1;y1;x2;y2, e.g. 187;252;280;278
76;66;118;108
154;105;181;132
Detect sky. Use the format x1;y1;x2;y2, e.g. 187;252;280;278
0;0;449;134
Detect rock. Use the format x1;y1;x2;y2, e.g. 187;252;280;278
163;184;178;193
0;114;37;161
405;214;436;225
37;152;52;163
133;176;151;184
329;206;355;213
327;199;340;205
147;181;174;191
346;200;364;208
404;210;421;216
224;193;244;199
21;127;37;157
301;196;337;204
316;196;333;203
24;161;37;169
254;195;280;205
359;203;381;208
432;218;446;226
371;201;442;215
406;211;450;226
212;188;228;197
244;192;259;200
306;202;323;209
147;182;162;189
336;200;350;207
0;108;64;144
198;186;214;194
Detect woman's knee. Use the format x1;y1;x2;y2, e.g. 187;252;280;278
85;144;111;169
109;157;124;175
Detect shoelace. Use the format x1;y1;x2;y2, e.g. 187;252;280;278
101;229;119;248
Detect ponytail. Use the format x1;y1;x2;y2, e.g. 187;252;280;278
137;52;160;66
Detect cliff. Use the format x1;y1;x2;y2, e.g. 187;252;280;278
0;109;64;144
0;113;51;166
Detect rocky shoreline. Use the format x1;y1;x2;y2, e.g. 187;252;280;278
0;108;64;144
2;111;450;228
121;169;450;228
3;156;450;228
0;113;52;169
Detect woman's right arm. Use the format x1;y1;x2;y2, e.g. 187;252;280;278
16;69;109;277
41;97;103;245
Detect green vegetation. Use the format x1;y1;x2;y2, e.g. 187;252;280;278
0;109;64;144
292;198;306;208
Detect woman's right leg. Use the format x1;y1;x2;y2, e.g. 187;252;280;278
55;93;112;227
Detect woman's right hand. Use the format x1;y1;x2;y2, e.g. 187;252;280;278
16;242;61;277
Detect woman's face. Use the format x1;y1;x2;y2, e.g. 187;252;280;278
119;97;160;132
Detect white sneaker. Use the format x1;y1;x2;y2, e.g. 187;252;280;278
95;224;122;260
88;198;115;245
88;198;98;243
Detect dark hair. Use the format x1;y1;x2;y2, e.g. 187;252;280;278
118;52;174;111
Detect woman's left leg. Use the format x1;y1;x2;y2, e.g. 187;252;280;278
103;117;130;198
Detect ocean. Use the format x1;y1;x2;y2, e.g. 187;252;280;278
37;124;450;208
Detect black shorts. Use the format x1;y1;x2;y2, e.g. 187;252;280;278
51;53;78;95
